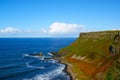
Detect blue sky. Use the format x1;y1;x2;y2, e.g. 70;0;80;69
0;0;120;37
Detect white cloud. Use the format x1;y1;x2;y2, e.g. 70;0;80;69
0;22;85;37
48;22;84;34
0;27;21;33
39;22;85;37
112;29;120;31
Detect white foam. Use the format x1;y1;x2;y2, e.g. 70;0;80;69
23;64;67;80
50;59;58;63
23;54;42;59
26;62;44;69
48;52;53;56
23;54;29;57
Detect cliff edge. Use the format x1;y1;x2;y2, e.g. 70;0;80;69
59;30;120;80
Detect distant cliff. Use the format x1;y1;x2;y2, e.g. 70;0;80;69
80;31;120;55
59;30;120;80
80;31;119;39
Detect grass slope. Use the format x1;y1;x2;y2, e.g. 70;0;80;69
59;30;120;80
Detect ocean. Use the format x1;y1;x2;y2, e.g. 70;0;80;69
0;38;76;80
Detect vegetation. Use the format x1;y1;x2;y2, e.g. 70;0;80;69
104;56;120;80
59;30;120;80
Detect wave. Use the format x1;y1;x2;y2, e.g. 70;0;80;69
23;54;43;60
23;64;66;80
49;59;59;63
22;54;55;61
23;54;39;58
48;52;53;56
26;62;44;69
23;54;29;57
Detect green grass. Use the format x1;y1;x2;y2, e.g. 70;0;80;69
59;30;120;80
104;57;120;80
59;30;118;60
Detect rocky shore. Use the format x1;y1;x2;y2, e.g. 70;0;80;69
50;52;74;80
30;52;74;80
59;58;75;80
54;56;75;80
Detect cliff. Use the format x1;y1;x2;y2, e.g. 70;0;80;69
59;30;120;80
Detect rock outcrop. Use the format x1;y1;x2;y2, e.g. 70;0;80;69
110;33;120;55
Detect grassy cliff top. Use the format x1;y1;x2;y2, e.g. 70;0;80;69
59;30;120;59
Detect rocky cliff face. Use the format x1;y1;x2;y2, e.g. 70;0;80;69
110;33;120;55
80;31;120;39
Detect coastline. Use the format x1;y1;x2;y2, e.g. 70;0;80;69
61;61;73;80
54;57;75;80
50;52;75;80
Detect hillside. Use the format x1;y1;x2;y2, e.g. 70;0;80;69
58;30;120;80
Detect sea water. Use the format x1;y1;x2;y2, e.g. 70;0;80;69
0;38;76;80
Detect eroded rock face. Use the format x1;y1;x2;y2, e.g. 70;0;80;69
110;33;120;55
80;31;120;40
80;32;112;39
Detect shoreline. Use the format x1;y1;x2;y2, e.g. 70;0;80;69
50;52;75;80
54;57;75;80
59;59;73;80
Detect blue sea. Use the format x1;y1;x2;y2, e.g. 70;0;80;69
0;38;76;80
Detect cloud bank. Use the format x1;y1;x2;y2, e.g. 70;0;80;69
0;27;21;33
48;22;84;34
0;22;85;37
41;22;85;37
